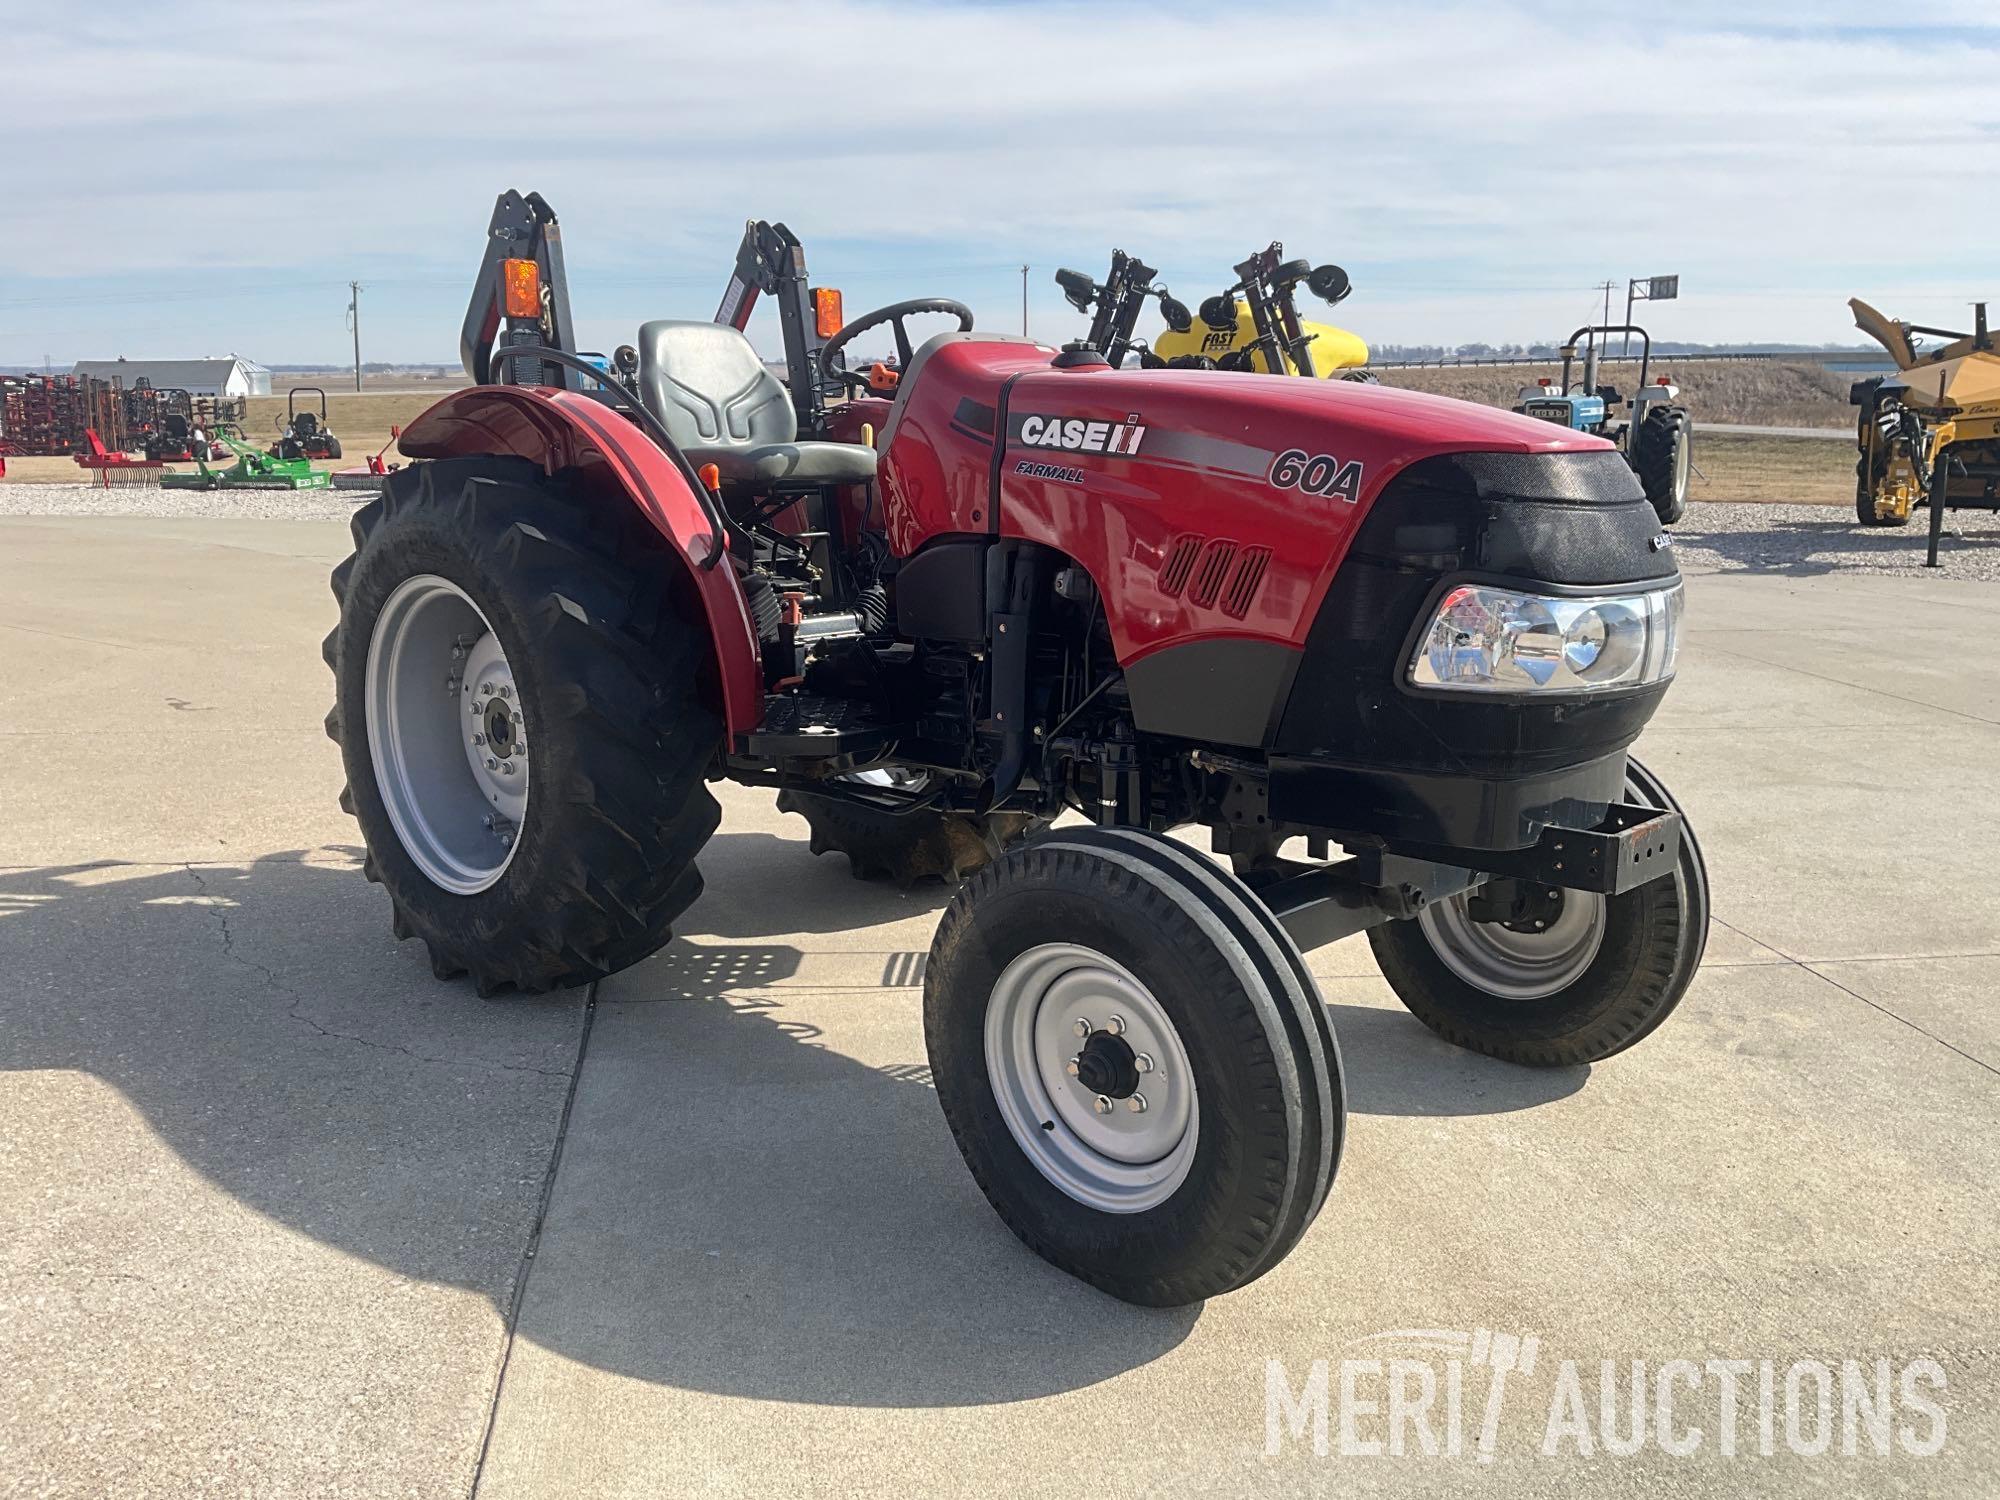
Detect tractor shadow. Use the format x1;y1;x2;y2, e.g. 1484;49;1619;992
0;849;1190;1407
0;830;1579;1408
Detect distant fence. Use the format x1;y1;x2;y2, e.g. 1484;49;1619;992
1373;350;1895;370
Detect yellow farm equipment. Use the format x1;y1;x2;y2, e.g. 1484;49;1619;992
1849;296;2000;565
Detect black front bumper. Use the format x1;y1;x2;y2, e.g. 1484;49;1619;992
1268;747;1632;852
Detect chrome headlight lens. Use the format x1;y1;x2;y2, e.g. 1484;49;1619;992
1409;582;1682;694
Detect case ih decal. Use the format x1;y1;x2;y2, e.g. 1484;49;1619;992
1012;412;1148;455
1269;448;1365;504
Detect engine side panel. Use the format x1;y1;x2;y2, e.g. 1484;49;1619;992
877;336;1054;554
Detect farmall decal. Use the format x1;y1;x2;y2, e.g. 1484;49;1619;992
1013;413;1148;456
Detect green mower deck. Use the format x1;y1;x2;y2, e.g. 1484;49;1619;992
161;435;331;492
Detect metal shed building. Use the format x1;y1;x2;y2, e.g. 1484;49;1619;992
69;356;272;399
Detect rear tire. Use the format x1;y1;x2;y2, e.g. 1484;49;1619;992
323;437;343;461
780;783;1044;885
925;830;1344;1306
1635;408;1691;524
324;456;722;995
1368;757;1708;1066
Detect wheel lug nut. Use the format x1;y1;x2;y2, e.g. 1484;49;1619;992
501;762;516;775
1127;1094;1147;1114
1073;1018;1091;1038
1093;1095;1112;1115
485;757;497;770
499;685;511;698
1134;1053;1154;1073
481;682;494;695
1107;1016;1126;1036
1065;1058;1080;1077
472;733;485;746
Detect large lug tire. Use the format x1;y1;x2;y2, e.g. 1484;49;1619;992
324;456;722;995
322;436;343;461
1635;408;1692;525
779;783;1045;885
924;829;1344;1306
1368;757;1709;1067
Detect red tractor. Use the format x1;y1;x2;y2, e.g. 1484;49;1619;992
323;191;1707;1306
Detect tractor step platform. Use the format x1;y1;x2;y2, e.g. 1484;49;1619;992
740;693;904;761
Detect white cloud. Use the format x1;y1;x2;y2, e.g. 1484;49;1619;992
5;0;1999;359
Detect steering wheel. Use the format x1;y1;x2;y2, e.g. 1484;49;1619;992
819;298;974;390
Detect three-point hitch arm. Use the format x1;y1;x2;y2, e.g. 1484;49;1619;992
461;190;581;390
716;219;845;436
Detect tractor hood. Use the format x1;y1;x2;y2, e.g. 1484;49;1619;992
999;363;1612;507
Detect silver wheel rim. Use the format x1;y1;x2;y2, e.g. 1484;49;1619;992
1673;427;1691;503
364;574;528;895
1418;887;1606;1000
984;943;1198;1214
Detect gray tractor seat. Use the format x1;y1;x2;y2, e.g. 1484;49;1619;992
635;319;878;490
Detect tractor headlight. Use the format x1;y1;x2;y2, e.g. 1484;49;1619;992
1408;582;1682;694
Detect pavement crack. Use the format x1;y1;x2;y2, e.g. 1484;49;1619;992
1799;960;2000;1082
1711;915;2000;1080
180;864;572;1079
469;980;599;1499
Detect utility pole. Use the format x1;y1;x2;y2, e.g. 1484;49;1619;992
1021;265;1030;336
346;281;364;393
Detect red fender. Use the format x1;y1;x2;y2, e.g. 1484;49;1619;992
399;385;764;735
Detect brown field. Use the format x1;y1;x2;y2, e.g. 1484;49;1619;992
4;384;1855;506
1377;358;1860;430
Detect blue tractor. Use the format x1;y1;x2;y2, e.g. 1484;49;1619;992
1513;323;1692;524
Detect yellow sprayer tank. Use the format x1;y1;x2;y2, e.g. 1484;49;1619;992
1153;305;1370;375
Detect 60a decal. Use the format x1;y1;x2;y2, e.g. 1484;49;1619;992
1269;449;1364;504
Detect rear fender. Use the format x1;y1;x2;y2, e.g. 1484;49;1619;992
400;385;764;734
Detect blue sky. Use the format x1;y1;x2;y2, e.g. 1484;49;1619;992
4;0;1998;366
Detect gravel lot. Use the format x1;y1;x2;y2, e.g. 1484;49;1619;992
0;480;367;523
6;482;1997;580
1674;500;2000;579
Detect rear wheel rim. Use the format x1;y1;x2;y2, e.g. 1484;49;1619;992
1418;888;1606;1000
365;574;528;895
1672;425;1691;503
984;943;1198;1214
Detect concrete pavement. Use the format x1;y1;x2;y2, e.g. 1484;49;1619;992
1;514;1994;1497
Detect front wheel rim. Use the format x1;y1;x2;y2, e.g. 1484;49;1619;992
984;943;1199;1214
364;574;528;895
1419;887;1607;1000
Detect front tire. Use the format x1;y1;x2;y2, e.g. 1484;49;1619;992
324;456;721;994
925;829;1344;1306
1368;758;1708;1066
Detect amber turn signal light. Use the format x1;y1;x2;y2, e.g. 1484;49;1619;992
500;259;542;320
812;287;843;339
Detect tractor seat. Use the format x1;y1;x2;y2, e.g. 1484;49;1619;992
635;320;877;490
